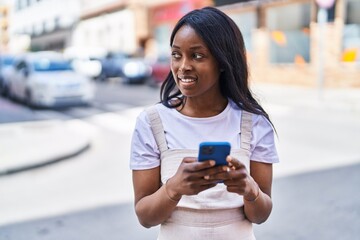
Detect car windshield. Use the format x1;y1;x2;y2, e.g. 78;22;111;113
33;59;73;71
0;56;15;66
158;56;170;63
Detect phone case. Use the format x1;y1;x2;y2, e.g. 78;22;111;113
198;142;231;166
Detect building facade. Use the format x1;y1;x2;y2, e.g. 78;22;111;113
0;4;9;52
3;0;360;87
219;0;360;87
8;0;81;52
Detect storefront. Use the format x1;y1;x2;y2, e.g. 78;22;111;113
148;0;212;59
342;0;360;63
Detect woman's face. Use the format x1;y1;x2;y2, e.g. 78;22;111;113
170;25;221;99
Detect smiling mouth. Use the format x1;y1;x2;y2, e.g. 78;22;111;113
178;76;197;83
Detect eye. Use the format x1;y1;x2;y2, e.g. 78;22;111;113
193;53;203;59
171;52;181;60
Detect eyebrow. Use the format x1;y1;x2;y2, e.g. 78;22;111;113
172;44;206;50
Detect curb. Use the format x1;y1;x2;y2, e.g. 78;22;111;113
0;143;90;176
0;120;93;177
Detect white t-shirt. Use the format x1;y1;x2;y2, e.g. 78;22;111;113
130;100;279;170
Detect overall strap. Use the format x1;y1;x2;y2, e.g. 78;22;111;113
145;106;168;154
240;110;253;151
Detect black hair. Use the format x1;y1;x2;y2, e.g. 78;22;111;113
160;6;273;127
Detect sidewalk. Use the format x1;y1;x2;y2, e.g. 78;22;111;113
0;83;359;177
251;83;360;114
0;119;92;176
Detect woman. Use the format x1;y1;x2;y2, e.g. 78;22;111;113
130;6;279;239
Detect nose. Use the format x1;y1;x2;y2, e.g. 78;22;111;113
179;58;192;72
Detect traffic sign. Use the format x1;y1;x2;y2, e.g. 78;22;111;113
315;0;335;9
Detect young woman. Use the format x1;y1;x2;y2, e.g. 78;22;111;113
130;7;279;240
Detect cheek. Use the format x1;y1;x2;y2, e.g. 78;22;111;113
171;71;177;82
170;63;178;79
201;66;220;81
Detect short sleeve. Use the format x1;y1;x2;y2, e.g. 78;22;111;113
250;114;279;164
129;110;161;170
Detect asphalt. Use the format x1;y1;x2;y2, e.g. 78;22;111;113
0;83;360;240
0;83;360;177
1;163;358;240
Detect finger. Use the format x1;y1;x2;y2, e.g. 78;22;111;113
202;165;230;180
183;157;197;163
184;160;216;173
202;165;228;176
227;168;248;181
226;156;245;169
226;186;245;194
196;183;217;193
209;168;247;184
200;178;221;186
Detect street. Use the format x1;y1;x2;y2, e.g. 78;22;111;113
0;80;160;124
0;81;359;239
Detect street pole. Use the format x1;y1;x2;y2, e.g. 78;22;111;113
317;7;327;100
315;0;335;100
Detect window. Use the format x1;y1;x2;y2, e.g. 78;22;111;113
342;0;360;62
267;2;311;64
229;11;257;52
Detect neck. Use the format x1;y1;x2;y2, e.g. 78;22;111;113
178;96;228;118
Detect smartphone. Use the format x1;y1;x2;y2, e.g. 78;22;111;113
198;142;231;166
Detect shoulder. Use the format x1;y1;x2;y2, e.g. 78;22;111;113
228;100;272;130
252;113;274;132
229;100;274;133
137;103;171;125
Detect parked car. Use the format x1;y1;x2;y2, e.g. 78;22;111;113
0;54;16;96
64;46;103;79
148;55;171;87
70;57;102;79
97;52;152;84
7;51;95;108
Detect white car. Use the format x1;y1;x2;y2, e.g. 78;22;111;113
8;52;95;108
0;54;16;96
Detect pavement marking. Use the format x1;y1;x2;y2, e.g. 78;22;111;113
84;106;146;134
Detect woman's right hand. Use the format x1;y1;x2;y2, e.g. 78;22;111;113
166;157;226;200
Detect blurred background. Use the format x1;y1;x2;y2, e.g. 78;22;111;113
0;0;359;239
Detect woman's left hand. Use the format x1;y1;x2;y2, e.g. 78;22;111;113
205;155;273;223
214;156;259;199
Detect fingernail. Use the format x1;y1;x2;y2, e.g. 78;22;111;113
204;175;210;180
222;166;228;171
210;160;215;166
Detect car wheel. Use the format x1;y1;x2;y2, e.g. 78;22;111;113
95;72;107;82
0;81;4;95
7;84;15;100
2;87;7;97
25;89;34;107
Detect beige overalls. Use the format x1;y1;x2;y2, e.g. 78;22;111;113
146;106;256;240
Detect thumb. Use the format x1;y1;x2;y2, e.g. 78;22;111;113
226;156;245;169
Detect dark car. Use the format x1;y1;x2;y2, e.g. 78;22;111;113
98;52;152;84
0;54;16;96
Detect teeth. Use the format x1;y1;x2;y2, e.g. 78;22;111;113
181;78;195;83
179;77;195;83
